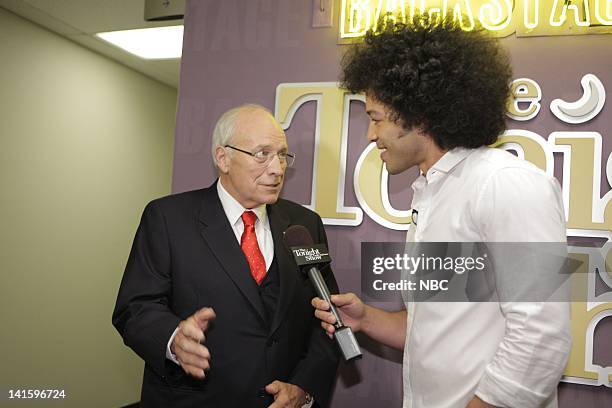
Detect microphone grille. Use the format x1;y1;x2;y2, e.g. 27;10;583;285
283;225;314;247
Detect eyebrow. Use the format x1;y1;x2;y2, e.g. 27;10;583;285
252;143;288;151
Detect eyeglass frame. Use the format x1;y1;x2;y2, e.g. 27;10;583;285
224;145;295;167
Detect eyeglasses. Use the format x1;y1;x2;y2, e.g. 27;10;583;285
225;145;295;167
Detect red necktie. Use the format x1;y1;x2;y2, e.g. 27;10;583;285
240;211;267;285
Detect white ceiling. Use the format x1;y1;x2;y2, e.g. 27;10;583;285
0;0;183;88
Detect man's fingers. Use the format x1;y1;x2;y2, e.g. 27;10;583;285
176;341;211;377
265;381;305;408
180;321;205;343
193;307;216;330
311;297;329;311
179;352;210;371
265;380;280;395
181;362;206;379
320;321;336;336
312;293;356;309
314;309;337;325
179;307;215;343
313;299;337;338
265;381;288;408
267;399;286;408
172;309;215;380
176;338;211;359
330;293;356;307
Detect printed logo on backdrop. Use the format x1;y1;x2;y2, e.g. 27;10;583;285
274;75;611;387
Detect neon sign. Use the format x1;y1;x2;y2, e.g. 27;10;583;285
340;0;612;40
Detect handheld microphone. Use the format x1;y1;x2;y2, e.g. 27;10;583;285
283;225;362;362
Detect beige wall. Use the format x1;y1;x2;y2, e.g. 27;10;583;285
0;8;176;407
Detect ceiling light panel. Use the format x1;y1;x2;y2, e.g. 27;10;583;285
96;25;183;59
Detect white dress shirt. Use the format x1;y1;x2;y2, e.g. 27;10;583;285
215;180;274;270
402;147;571;408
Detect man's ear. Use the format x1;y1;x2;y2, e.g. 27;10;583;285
414;123;427;137
216;146;230;174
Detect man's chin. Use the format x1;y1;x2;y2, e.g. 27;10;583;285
385;161;413;175
386;165;401;175
263;194;280;204
260;189;282;204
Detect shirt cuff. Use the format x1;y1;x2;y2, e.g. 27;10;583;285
475;366;549;408
165;327;180;365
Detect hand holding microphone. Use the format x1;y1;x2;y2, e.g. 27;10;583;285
311;293;365;338
284;225;362;362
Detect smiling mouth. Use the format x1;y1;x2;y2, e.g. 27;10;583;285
262;183;281;188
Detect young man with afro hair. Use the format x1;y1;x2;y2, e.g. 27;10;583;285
313;14;571;408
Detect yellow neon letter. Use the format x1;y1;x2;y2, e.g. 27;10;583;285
348;0;373;36
550;0;591;27
421;0;449;24
451;0;476;31
523;0;539;29
373;0;408;31
594;0;612;24
478;0;513;30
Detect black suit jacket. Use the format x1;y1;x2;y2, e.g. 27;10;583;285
112;182;339;407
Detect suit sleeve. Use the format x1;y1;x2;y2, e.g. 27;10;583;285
112;200;181;378
289;215;340;407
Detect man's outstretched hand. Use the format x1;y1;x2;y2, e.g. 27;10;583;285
171;307;216;379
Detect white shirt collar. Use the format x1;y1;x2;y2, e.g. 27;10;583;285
412;147;475;191
216;179;269;230
429;147;473;175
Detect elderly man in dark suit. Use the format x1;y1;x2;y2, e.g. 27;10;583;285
113;104;339;408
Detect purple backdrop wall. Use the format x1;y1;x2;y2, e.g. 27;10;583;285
174;1;612;406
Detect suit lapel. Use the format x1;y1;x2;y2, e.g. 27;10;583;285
268;203;298;336
197;183;267;324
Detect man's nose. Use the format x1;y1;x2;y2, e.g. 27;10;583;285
366;123;377;142
266;154;284;175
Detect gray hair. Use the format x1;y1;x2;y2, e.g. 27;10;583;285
211;104;275;168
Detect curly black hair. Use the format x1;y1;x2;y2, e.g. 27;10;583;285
341;14;512;149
